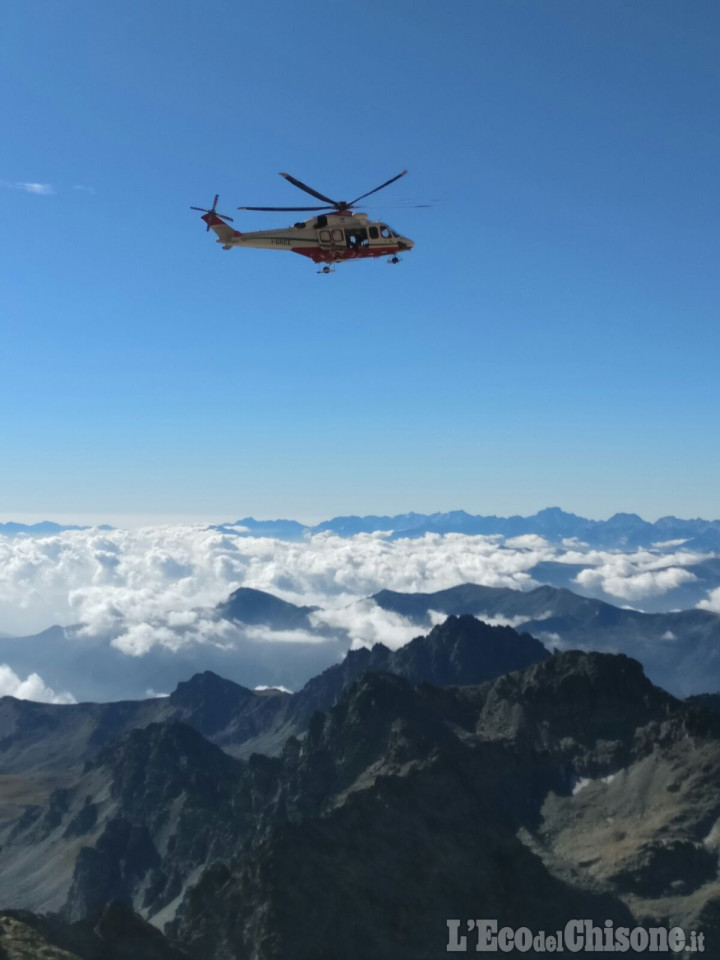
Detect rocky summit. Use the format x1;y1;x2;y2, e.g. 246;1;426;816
0;617;719;957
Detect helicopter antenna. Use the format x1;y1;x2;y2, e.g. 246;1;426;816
190;194;235;231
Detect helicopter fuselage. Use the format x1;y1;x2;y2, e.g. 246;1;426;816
201;211;414;265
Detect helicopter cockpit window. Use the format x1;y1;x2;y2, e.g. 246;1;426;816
380;225;392;239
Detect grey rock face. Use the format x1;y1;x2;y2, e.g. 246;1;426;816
1;622;720;957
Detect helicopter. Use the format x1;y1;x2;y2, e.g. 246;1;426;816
191;170;414;272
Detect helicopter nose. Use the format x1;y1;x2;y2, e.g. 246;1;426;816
397;238;414;251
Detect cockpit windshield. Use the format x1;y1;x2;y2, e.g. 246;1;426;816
379;224;399;239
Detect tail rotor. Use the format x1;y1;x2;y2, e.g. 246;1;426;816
190;195;235;231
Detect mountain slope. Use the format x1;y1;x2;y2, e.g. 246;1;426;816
1;643;720;955
0;902;191;959
170;656;720;957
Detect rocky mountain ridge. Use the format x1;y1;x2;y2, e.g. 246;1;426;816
0;617;719;955
0;616;548;776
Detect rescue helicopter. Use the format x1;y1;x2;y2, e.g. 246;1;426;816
191;170;414;273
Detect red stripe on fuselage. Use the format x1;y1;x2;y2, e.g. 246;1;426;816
292;246;400;264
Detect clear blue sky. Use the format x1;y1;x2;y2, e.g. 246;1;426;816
2;0;719;524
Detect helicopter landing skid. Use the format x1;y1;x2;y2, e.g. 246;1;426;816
317;265;336;274
387;255;402;264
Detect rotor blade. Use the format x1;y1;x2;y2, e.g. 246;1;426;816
279;173;337;205
237;205;334;212
191;207;234;221
347;170;408;206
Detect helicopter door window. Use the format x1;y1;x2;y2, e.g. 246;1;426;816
345;228;369;249
319;229;332;244
369;226;379;240
380;225;392;239
332;229;343;244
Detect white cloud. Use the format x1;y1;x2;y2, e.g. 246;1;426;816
254;684;292;694
310;598;423;651
504;534;550;549
698;588;720;615
241;626;330;645
0;180;54;195
0;526;715;661
0;664;75;703
468;610;553;630
535;631;564;650
573;559;697;601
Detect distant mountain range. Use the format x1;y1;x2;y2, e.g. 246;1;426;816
0;521;112;536
373;582;720;696
215;506;720;550
1;618;720;956
4;508;719;551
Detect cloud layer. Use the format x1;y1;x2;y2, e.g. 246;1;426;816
0;525;714;654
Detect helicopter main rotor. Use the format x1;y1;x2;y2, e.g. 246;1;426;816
238;170;408;214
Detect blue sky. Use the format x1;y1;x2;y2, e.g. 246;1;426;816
2;0;719;524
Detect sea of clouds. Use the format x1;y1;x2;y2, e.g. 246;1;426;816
0;524;715;703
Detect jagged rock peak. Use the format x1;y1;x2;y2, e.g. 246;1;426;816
487;650;676;714
479;650;683;756
393;614;551;685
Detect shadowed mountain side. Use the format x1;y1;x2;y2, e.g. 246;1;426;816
216;587;317;629
686;692;720;712
169;659;720;958
2;652;720;954
0;674;290;776
373;583;720;696
0;902;191;959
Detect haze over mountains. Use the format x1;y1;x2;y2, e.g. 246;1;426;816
1;617;720;957
215;506;720;551
6;507;720;549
